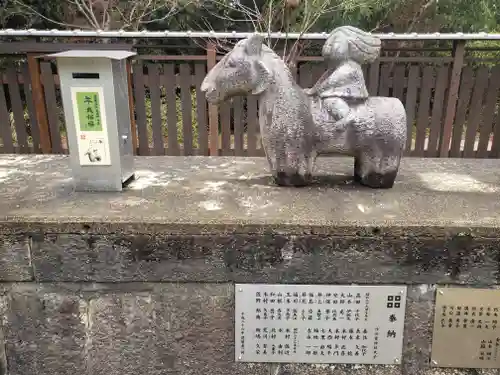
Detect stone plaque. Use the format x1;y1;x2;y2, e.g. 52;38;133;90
431;287;500;369
235;284;407;365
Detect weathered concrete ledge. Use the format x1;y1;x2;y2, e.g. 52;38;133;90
1;155;500;285
1;154;500;236
1;154;500;375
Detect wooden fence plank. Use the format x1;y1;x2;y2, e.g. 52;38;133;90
179;63;194;155
247;96;258;155
21;63;41;153
299;63;313;88
362;64;369;82
147;64;164;155
368;60;380;96
194;63;208;156
207;42;218;156
3;51;499;159
290;64;298;83
40;61;63;154
426;65;450;157
311;63;326;84
378;63;391;97
463;66;489;158
392;64;406;103
12;72;202;87
414;66;435;156
6;64;29;153
27;54;51;153
233;97;244;156
126;61;138;154
296;56;454;63
0;81;14;153
163;64;179;156
439;40;465;156
477;66;500;158
490;110;500;158
220;102;231;155
404;65;420;153
449;66;474;157
132;62;149;155
2;42;132;54
142;75;198;90
303;63;313;88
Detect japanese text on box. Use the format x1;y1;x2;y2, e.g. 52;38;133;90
76;91;103;132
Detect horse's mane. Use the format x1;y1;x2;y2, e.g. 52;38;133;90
260;44;295;83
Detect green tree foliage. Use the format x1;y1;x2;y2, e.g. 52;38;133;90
434;0;499;33
2;0;498;33
0;0;67;29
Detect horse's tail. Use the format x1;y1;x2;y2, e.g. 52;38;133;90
322;26;381;64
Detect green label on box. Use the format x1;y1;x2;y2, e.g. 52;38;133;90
76;91;103;131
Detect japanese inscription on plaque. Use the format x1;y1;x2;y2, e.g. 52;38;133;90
76;91;103;132
71;87;111;166
431;287;500;369
235;284;407;365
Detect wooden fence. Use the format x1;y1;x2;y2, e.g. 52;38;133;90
0;39;500;158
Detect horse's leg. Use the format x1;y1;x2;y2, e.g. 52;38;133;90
353;98;405;188
376;154;401;188
282;147;313;187
304;150;317;183
357;151;401;189
261;138;275;171
273;150;289;187
354;156;362;183
261;135;288;186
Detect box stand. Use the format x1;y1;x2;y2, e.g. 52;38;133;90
45;50;137;192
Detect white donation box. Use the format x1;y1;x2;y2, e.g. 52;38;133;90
48;50;137;192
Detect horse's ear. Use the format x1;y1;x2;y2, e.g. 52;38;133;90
245;33;265;56
251;60;271;95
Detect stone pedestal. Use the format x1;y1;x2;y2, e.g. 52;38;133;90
1;155;500;375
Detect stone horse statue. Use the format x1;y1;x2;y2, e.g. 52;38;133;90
200;26;407;189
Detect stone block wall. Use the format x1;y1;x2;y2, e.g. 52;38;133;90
1;228;500;375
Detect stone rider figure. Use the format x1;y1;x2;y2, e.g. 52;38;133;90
304;26;381;128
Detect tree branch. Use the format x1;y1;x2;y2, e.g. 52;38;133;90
11;0;95;29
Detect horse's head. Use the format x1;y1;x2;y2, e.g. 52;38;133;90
201;34;272;104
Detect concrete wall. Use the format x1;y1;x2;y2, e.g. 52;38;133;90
2;155;500;374
1;229;499;375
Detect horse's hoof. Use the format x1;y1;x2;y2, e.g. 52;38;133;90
289;172;311;187
274;171;290;186
353;158;362;182
353;172;362;183
304;172;313;184
273;172;311;187
360;170;398;189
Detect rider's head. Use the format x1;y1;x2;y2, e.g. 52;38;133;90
322;26;381;64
